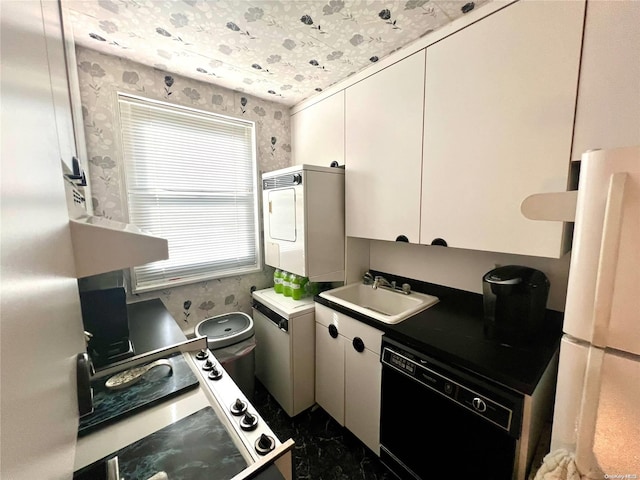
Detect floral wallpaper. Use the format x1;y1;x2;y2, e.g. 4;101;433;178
76;46;289;335
66;0;488;106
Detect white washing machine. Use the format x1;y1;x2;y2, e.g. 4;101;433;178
252;287;316;417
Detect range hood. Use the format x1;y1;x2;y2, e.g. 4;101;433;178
63;173;168;278
69;215;169;278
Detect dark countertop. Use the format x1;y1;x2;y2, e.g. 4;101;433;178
92;298;187;372
315;272;562;396
80;299;286;480
127;298;188;355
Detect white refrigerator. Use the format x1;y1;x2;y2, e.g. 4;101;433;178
549;146;640;476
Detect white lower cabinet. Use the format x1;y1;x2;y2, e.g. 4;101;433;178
315;303;383;455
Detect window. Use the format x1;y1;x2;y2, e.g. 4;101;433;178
116;93;260;293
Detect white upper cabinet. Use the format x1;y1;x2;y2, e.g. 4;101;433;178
291;91;345;168
345;51;426;243
41;1;77;173
571;1;640;161
42;1;92;210
421;0;585;257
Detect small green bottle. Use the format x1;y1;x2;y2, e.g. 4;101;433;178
273;269;283;294
291;274;304;300
305;281;319;297
283;272;293;297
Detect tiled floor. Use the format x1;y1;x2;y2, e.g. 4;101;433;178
252;381;394;480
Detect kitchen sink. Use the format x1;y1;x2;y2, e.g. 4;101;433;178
319;283;439;324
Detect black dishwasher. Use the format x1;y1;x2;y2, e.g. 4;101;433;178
380;337;524;480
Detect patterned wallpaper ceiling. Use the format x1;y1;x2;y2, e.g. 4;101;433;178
65;0;489;107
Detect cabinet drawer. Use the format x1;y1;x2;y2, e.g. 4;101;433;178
315;303;383;355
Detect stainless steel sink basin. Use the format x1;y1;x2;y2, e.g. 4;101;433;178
319;283;439;324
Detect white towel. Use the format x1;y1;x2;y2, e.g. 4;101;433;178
533;449;603;480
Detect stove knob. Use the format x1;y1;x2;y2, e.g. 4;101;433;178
202;359;215;371
195;349;209;360
255;434;275;455
240;411;258;431
230;398;247;416
208;366;222;380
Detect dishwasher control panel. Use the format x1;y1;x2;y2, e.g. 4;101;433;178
382;343;520;434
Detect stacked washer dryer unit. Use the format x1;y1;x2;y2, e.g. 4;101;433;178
252;288;316;417
256;163;346;417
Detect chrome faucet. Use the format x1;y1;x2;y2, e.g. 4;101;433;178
373;275;394;290
372;275;412;295
362;271;374;285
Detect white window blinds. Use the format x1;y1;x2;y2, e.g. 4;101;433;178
117;93;260;292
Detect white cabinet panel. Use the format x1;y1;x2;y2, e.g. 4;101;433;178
314;303;383;453
346;51;425;243
315;321;345;425
42;0;76;172
345;343;381;455
571;1;640;160
421;0;584;257
291;92;344;167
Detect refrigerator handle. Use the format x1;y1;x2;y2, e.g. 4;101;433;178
574;346;605;475
591;172;627;348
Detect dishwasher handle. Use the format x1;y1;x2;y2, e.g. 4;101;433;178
252;300;289;333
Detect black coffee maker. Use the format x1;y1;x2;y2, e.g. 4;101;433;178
482;265;550;346
78;271;134;368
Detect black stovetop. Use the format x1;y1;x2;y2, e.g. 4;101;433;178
315;272;562;396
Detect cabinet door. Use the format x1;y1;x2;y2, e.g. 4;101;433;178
315;321;345;425
571;1;640;160
346;51;426;243
41;1;77;172
291;92;345;167
421;1;584;257
345;338;382;455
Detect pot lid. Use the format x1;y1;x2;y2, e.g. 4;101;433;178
195;312;254;349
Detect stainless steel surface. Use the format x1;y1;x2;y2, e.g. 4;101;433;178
106;457;119;480
93;337;207;379
188;349;284;464
373;275;412;295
